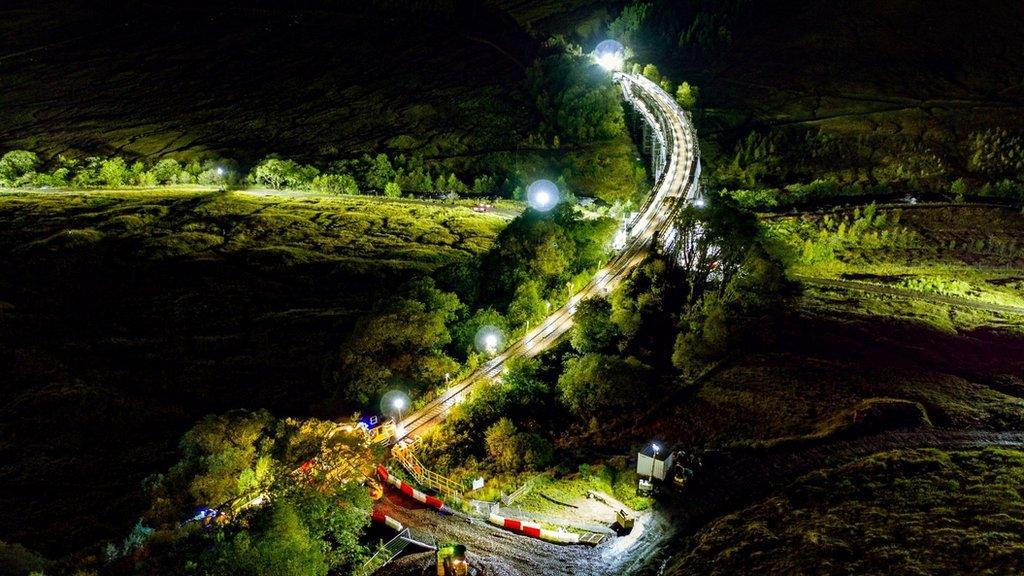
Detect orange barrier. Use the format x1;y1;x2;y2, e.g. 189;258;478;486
370;508;404;531
376;465;445;510
487;512;580;544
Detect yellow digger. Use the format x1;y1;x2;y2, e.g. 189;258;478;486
436;544;471;576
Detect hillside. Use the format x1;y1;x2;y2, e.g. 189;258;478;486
0;190;506;554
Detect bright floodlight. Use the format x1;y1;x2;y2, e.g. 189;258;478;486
381;390;409;421
594;39;625;71
215;167;226;177
527;179;560;212
651;442;661;453
474;325;505;355
694;198;706;208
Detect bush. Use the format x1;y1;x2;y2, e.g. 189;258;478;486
0;150;40;186
311;173;359;195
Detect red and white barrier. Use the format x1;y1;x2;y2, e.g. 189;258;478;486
376;465;445;510
370;508;404;531
487;512;580;544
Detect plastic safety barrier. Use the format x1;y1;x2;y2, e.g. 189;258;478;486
487;512;580;544
370;508;404;532
376;465;445;510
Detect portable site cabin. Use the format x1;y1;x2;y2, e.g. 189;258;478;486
636;444;674;481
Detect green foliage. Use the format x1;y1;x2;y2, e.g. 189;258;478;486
481;205;616;313
0;541;48;575
968;128;1024;180
148;410;279;520
506;280;546;328
365;153;396;192
383;180;401;198
0;150;40;186
250;157;319;190
570;297;619;353
484;416;553;473
311;173;359;195
202;502;328;576
674;81;699;109
98;157;128;187
558;353;653;419
608;2;649;45
641;63;661;84
277;481;371;573
528;51;627;144
333;277;463;404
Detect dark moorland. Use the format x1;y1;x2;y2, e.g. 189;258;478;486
1;1;1023;575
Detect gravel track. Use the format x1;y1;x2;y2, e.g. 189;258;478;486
373;429;1024;576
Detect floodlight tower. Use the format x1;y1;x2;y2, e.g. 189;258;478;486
527;179;560;212
594;39;626;72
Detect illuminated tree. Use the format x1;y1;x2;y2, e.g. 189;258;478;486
365;153;396;192
99;157;128;187
152;158;182;184
0;150;40;185
570;297;619;353
675;81;699;109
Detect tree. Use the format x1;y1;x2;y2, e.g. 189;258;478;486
99;157;129;187
334;278;463;403
311;173;359;195
675;81;699;109
506;280;546;329
0;150;40;185
204;502;327;576
501;356;549;411
383;181;402;198
485;417;522;471
152;158;182;184
280;481;371;573
526;52;627;144
397;167;433;193
365;153;396;192
250;158;318;190
162;410;277;514
558;353;652;419
642;63;662;84
570;297;619;353
473;175;496;195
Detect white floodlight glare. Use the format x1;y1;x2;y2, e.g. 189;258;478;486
527;179;560;211
380;390;410;423
651;442;660;453
474;325;505;355
594;39;625;71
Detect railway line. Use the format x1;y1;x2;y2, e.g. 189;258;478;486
396;72;701;443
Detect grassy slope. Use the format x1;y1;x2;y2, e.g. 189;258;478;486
634;204;1024;576
574;205;1024;453
683;0;1024;189
0;1;536;165
767;205;1024;318
669;448;1024;576
0;190;504;555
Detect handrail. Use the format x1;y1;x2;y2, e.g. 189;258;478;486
392;445;467;497
354;528;412;576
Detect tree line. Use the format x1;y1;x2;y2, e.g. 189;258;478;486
0;149;516;200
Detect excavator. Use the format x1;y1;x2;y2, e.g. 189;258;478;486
436;544;477;576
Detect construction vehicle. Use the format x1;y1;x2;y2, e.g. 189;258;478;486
670;450;703;490
357;413;396;444
436;544;476;576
